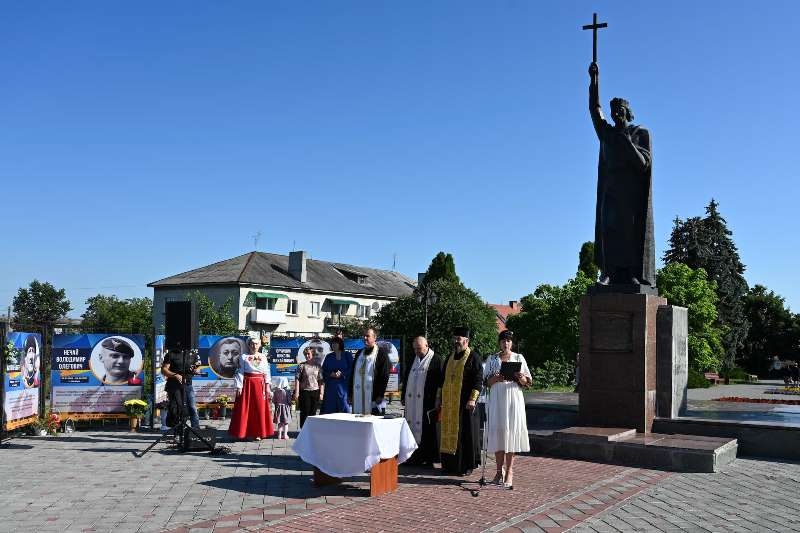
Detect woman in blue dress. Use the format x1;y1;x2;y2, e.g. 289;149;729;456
319;337;353;414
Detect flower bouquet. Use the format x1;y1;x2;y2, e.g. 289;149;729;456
216;394;233;418
124;399;148;431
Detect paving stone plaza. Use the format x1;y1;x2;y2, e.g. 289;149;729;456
3;385;800;532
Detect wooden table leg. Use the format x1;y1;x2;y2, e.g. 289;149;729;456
313;467;341;487
369;456;398;497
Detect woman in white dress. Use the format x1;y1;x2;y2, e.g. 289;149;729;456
483;330;532;489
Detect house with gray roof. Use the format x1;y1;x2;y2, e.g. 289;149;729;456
148;251;416;336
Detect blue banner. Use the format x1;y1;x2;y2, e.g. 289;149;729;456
3;332;42;429
51;334;145;416
268;337;401;394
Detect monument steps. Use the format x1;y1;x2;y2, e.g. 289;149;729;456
529;426;737;473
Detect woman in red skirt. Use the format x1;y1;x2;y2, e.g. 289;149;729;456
228;337;274;440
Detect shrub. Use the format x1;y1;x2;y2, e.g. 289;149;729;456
532;359;574;389
688;367;711;389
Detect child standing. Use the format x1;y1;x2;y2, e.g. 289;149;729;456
272;377;293;439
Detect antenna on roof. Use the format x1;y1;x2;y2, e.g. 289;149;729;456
392;253;397;271
252;230;262;251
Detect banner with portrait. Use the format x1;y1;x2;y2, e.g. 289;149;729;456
191;335;249;405
153;335;167;407
51;334;145;418
3;332;42;430
268;337;401;396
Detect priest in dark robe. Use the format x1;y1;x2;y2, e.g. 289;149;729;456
401;336;442;467
589;61;655;288
438;327;482;476
348;327;390;415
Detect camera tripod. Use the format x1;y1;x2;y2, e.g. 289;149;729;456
135;349;227;457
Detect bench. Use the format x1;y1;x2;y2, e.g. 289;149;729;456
704;372;722;385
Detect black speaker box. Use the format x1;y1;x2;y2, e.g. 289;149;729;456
165;300;198;351
181;427;217;451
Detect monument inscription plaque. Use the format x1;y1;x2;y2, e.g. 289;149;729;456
590;312;633;352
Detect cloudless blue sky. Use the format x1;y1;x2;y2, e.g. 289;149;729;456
3;2;799;316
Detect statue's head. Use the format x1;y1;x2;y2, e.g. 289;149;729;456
610;97;634;126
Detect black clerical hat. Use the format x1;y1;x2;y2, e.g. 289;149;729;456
452;326;470;338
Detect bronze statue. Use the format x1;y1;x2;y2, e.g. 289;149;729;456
587;58;655;290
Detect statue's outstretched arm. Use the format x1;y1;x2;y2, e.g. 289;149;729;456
589;62;605;139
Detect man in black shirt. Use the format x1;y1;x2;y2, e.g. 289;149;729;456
162;350;201;429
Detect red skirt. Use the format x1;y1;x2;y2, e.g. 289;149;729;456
228;373;274;439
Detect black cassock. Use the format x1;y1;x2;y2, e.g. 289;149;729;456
401;351;443;465
439;349;483;476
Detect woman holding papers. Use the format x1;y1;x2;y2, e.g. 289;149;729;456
483;330;532;489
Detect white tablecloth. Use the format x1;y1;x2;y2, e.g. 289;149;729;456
292;413;418;478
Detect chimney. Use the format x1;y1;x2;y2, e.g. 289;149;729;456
509;300;519;311
289;251;308;282
417;273;426;285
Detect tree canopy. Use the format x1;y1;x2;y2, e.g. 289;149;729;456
663;199;749;371
741;285;800;374
656;262;724;371
81;295;153;334
505;272;593;369
12;280;72;326
185;290;239;336
578;241;599;282
375;252;496;361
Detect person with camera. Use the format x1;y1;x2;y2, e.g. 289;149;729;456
482;330;532;490
161;349;201;430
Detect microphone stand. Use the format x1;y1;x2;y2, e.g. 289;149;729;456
135;347;224;457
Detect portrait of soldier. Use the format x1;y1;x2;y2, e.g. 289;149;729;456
22;335;41;388
96;337;142;385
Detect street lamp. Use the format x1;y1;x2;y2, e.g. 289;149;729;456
416;286;438;338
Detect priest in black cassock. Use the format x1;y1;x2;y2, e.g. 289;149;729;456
401;336;442;467
438;327;482;476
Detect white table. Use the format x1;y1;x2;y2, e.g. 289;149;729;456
292;413;418;496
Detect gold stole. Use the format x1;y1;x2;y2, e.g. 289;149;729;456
440;347;470;455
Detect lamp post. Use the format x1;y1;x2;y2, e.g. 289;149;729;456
417;286;438;338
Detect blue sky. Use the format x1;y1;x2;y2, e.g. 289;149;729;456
3;2;799;316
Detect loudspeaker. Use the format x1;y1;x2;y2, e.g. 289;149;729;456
181;427;217;451
165;300;198;351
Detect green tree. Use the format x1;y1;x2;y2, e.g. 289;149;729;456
376;253;496;362
185;290;238;335
578;241;599;282
421;252;460;285
81;295;153;334
505;272;593;370
656;262;724;371
663;199;749;372
12;280;72;326
741;285;798;375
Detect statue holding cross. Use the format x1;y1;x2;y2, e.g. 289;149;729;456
583;13;656;292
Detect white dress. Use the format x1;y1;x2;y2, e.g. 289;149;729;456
483;352;531;454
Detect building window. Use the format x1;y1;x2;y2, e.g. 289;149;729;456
331;303;349;316
287;299;299;315
310;301;321;316
256;297;277;310
357;304;370;318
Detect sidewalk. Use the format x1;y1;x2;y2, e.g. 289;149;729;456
2;416;800;532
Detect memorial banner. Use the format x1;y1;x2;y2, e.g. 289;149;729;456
268;337;401;395
192;335;249;405
153;335;167;406
3;332;42;430
51;334;145;417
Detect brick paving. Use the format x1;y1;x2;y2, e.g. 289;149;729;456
3;414;800;532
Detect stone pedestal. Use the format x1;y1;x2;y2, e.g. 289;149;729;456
579;292;666;433
656;305;688;418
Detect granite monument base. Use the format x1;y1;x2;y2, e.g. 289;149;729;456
579;292;666;433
